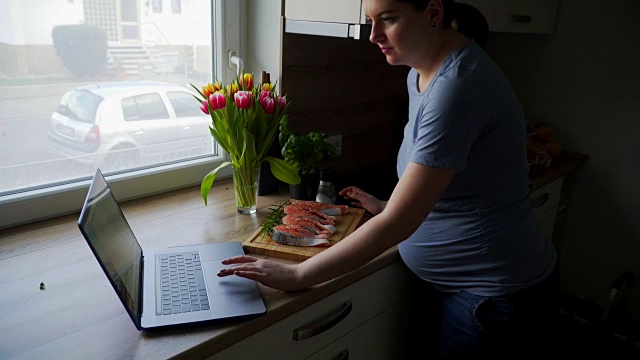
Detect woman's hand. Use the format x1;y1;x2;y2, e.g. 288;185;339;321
339;186;387;215
217;255;307;292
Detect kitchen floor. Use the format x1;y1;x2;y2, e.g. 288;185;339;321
534;299;640;359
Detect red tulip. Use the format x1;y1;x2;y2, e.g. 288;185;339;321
259;90;272;103
234;91;252;109
277;95;287;110
260;96;275;114
200;100;209;114
208;92;226;111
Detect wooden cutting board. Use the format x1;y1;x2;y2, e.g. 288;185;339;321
243;206;366;262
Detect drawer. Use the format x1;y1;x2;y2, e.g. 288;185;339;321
212;261;412;359
531;177;563;216
305;301;410;360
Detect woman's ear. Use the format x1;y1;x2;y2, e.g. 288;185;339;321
427;0;445;26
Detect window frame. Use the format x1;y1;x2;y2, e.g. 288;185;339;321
0;0;242;230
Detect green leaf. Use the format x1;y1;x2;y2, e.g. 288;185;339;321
200;161;232;205
265;156;301;184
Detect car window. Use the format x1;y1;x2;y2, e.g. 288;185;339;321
121;93;170;121
57;90;103;123
167;91;203;118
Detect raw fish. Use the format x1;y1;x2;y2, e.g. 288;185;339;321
272;225;330;247
292;200;349;216
283;215;335;234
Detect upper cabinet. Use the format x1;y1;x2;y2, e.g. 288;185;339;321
284;0;369;39
457;0;560;34
285;0;365;24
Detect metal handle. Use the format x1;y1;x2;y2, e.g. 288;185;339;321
508;14;532;23
293;300;352;341
532;192;550;208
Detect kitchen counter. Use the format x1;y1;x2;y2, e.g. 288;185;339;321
0;178;403;359
529;150;588;191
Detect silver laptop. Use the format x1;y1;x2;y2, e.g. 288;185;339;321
78;169;266;330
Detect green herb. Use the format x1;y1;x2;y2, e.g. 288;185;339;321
260;200;291;237
39;282;45;290
279;117;337;176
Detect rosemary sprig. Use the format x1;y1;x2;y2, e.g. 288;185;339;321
260;200;291;238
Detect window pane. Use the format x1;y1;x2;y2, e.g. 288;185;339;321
152;0;163;13
0;0;215;196
168;91;204;118
171;0;181;14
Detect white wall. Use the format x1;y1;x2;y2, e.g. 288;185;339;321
245;0;282;85
0;0;83;45
143;0;211;46
485;0;640;320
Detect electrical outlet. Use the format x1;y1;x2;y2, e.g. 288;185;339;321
325;135;342;156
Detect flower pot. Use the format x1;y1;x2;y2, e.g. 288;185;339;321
289;172;319;201
233;166;261;215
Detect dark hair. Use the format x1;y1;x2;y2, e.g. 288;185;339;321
453;2;489;48
396;0;456;28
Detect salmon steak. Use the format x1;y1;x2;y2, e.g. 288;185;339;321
272;224;331;247
282;215;336;235
291;200;349;216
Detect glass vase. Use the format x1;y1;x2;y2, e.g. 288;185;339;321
233;166;260;215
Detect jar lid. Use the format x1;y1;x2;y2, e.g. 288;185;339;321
318;166;337;182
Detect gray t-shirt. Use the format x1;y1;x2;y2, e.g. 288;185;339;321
397;41;556;296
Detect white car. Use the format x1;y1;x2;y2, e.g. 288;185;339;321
48;81;212;173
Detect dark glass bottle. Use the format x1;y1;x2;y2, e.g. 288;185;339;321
316;166;337;204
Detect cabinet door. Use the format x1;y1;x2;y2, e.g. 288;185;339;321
211;261;411;359
305;302;409;360
458;0;560;34
532;177;563;240
285;0;364;24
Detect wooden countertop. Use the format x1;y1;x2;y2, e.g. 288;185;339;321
0;177;400;359
529;151;588;191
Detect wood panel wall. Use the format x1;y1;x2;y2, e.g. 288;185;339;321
280;33;410;188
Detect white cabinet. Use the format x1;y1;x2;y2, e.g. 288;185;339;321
457;0;560;34
285;0;364;24
211;261;411;359
532;177;563;239
284;0;369;39
305;302;408;360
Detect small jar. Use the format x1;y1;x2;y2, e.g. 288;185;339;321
316;166;337;204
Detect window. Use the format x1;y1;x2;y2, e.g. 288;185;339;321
152;0;162;13
171;0;181;14
122;94;169;121
168;91;204;118
0;0;241;229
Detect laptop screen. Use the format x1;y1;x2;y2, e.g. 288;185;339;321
78;169;143;328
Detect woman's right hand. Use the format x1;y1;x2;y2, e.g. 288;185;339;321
339;186;387;215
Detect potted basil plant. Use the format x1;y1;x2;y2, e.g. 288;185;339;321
279;117;337;200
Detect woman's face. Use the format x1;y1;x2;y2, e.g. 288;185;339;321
364;0;433;67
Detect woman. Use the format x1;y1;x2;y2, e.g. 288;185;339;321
218;0;559;358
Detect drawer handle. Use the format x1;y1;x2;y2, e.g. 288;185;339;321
509;14;532;23
532;192;550;208
338;349;350;360
293;300;352;341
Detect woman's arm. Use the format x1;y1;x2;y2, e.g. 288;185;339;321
218;162;455;291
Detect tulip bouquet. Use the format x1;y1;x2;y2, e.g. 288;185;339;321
192;72;300;210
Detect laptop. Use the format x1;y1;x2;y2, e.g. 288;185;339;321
78;168;266;330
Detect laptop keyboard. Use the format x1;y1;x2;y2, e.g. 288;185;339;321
157;251;210;315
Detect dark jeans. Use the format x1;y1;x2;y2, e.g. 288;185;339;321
405;264;561;359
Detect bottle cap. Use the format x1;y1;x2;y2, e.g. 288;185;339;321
318;166;337;182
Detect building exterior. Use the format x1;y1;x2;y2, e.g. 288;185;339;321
0;0;212;79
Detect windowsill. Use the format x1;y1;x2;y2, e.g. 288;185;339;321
0;178;400;358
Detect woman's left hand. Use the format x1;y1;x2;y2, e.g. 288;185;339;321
217;255;306;292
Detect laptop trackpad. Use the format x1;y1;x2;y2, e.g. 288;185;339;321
202;260;259;295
